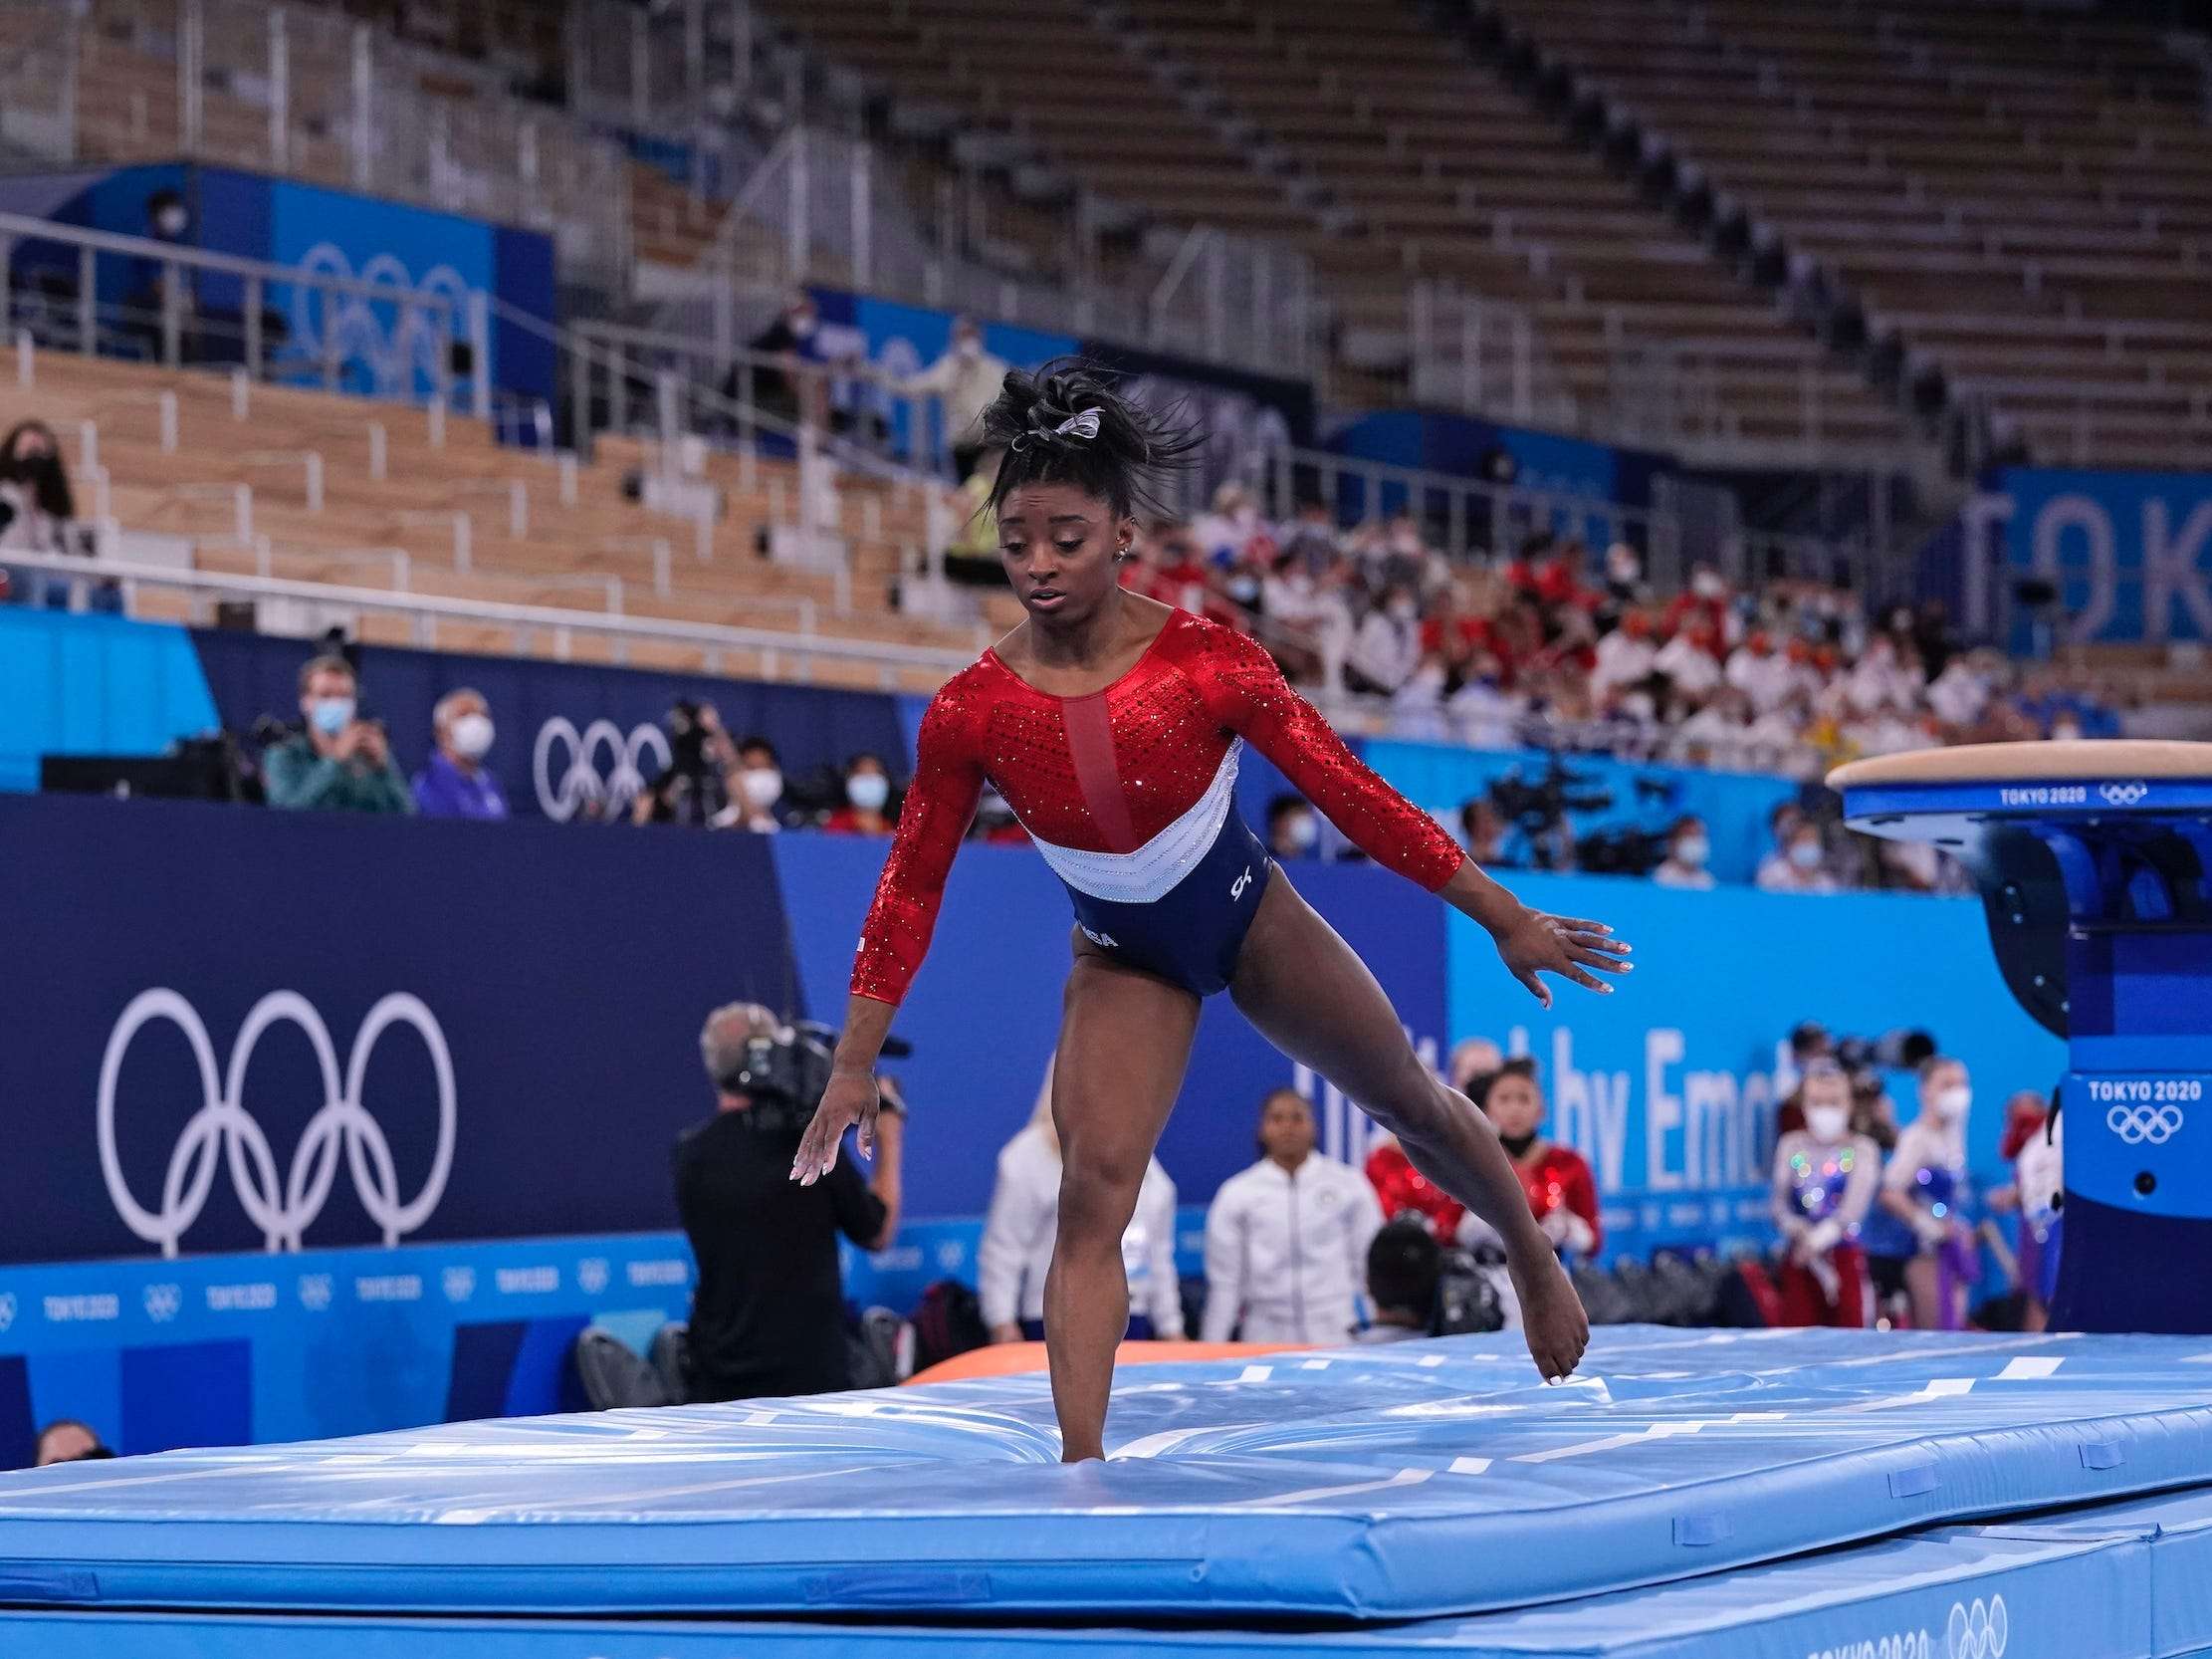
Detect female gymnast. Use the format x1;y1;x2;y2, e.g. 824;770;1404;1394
792;362;1630;1461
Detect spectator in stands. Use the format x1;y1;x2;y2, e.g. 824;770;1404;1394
1653;616;1725;700
0;419;82;607
675;1002;903;1402
1662;563;1731;642
979;1057;1183;1344
1194;482;1264;568
1202;1089;1383;1344
1345;583;1421;695
821;753;896;835
1756;813;1837;894
1869;1056;1976;1329
713;735;792;832
410;688;507;820
264;654;414;815
1768;1061;1880;1326
1724;629;1803;715
1266;794;1321;861
1591;605;1659;698
1458;1058;1601;1262
895;317;1005;482
1356;1221;1441;1343
1651;815;1716;890
34;1419;111;1466
730;291;822;427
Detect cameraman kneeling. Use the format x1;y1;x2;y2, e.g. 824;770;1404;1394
675;1003;903;1402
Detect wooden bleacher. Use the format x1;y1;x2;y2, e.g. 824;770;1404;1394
0;351;1010;691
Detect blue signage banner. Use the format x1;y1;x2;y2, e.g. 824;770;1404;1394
1448;874;2067;1223
0;795;799;1264
186;626;908;822
0;162;558;402
1998;466;2212;646
0;1229;698;1463
1364;738;1799;886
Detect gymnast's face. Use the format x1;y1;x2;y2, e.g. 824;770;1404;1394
997;483;1136;627
1485;1072;1543;1141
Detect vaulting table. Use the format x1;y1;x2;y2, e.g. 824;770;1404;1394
1831;740;2212;1331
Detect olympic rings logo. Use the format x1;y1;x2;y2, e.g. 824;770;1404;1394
2107;1103;2185;1145
1947;1594;2007;1659
2099;781;2149;807
533;717;672;822
98;989;458;1259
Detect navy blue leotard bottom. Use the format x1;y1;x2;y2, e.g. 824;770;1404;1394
1060;803;1275;997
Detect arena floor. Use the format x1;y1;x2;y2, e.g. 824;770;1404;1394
4;1326;2211;1656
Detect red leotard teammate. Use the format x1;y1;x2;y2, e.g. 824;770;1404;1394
792;363;1630;1461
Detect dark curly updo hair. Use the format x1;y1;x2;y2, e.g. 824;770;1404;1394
980;357;1203;521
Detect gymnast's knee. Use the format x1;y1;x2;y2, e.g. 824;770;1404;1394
1056;1141;1146;1248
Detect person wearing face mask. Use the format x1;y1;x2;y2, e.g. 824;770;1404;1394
716;735;791;833
1265;795;1322;861
896;318;1007;483
411;688;507;820
1768;1062;1880;1326
1345;584;1423;696
1757;819;1838;894
1651;815;1716;890
263;653;414;815
0;419;85;607
823;753;898;835
1868;1057;1976;1329
1455;1059;1601;1262
729;292;824;427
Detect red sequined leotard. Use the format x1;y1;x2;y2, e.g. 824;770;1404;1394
850;609;1466;1004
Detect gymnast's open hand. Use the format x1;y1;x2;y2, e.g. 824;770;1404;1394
790;1069;880;1187
1493;910;1633;1010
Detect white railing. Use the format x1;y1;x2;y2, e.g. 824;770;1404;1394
644;125;1321;380
26;0;635;291
1;549;976;687
0;209;487;412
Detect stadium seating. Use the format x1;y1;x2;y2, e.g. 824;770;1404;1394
5;349;994;689
751;0;1912;458
1484;0;2212;469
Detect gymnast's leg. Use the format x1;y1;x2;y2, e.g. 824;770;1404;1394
1045;938;1201;1462
1228;878;1590;1380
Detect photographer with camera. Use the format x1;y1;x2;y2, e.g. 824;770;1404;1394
634;702;739;828
1356;1221;1442;1343
263;653;414;816
674;1003;904;1403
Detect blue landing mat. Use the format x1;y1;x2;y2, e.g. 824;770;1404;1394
3;1327;2211;1620
8;1484;2212;1658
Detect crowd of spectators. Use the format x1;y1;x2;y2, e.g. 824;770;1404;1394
1117;484;2126;788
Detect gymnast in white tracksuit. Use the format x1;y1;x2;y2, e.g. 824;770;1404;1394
978;1062;1186;1342
1202;1088;1384;1345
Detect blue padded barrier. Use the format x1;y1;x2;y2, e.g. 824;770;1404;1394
1;1328;2210;1620
3;1485;2207;1658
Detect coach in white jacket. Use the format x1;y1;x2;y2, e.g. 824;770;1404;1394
1203;1089;1385;1344
979;1063;1186;1342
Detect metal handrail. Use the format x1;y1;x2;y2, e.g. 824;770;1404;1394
3;549;978;680
0;210;453;310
